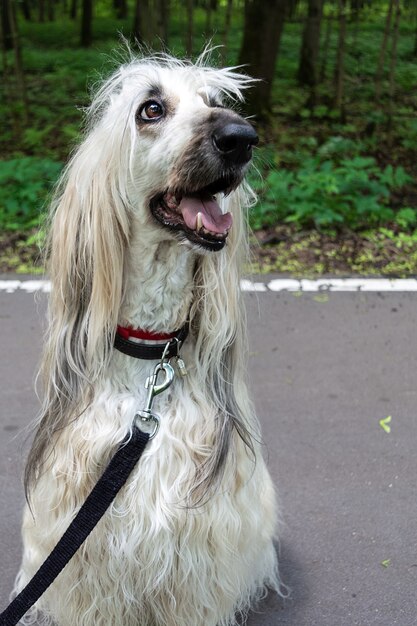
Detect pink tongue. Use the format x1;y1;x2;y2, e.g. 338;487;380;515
179;195;233;235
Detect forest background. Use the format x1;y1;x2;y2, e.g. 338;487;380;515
1;0;417;275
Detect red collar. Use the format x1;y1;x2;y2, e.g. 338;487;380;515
116;325;179;342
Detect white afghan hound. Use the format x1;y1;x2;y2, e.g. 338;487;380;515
14;52;280;626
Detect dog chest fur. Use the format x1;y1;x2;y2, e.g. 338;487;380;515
19;375;278;626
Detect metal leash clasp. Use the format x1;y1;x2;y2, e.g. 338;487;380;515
134;360;175;439
133;336;188;439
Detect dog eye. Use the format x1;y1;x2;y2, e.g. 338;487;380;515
138;100;165;121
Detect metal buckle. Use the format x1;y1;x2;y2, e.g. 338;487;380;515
133;359;175;439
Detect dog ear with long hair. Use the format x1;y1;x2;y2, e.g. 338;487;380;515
25;118;134;493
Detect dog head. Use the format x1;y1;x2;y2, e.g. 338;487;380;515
84;55;257;252
134;76;257;251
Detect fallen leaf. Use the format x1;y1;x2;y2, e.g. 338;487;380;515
313;294;329;303
379;415;392;434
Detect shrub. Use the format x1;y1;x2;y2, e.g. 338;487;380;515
0;157;62;231
250;148;411;231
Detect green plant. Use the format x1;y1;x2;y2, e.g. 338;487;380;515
0;157;62;231
250;154;411;231
398;119;417;151
395;208;417;229
317;136;363;159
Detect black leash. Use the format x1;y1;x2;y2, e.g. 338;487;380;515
0;426;150;626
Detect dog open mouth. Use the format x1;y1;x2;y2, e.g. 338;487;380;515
150;176;238;251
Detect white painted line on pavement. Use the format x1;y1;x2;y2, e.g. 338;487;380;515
0;280;51;294
265;278;417;292
247;278;417;292
1;278;417;294
240;279;268;292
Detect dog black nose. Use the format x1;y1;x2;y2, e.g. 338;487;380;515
212;122;259;164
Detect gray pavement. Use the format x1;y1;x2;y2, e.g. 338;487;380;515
1;278;417;625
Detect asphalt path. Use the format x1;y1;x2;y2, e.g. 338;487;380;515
1;276;417;625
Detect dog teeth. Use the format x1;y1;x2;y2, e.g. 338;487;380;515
194;212;228;240
196;212;203;232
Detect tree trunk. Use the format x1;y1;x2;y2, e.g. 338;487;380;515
114;0;128;19
148;0;157;44
133;0;155;45
350;0;364;23
205;0;212;33
121;0;128;19
319;12;333;82
237;0;289;119
297;0;323;108
47;0;55;20
159;0;170;46
375;0;394;98
386;0;400;142
132;0;142;43
0;17;15;133
21;0;31;20
154;0;168;47
70;0;77;19
80;0;93;47
221;0;233;65
5;0;28;123
39;0;45;21
0;0;13;49
414;4;417;57
287;0;299;19
185;0;193;56
333;0;346;118
350;0;361;49
388;0;400;100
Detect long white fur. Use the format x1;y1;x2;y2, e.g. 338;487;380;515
14;52;281;626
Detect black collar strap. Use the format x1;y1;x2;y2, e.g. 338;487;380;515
114;322;189;360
